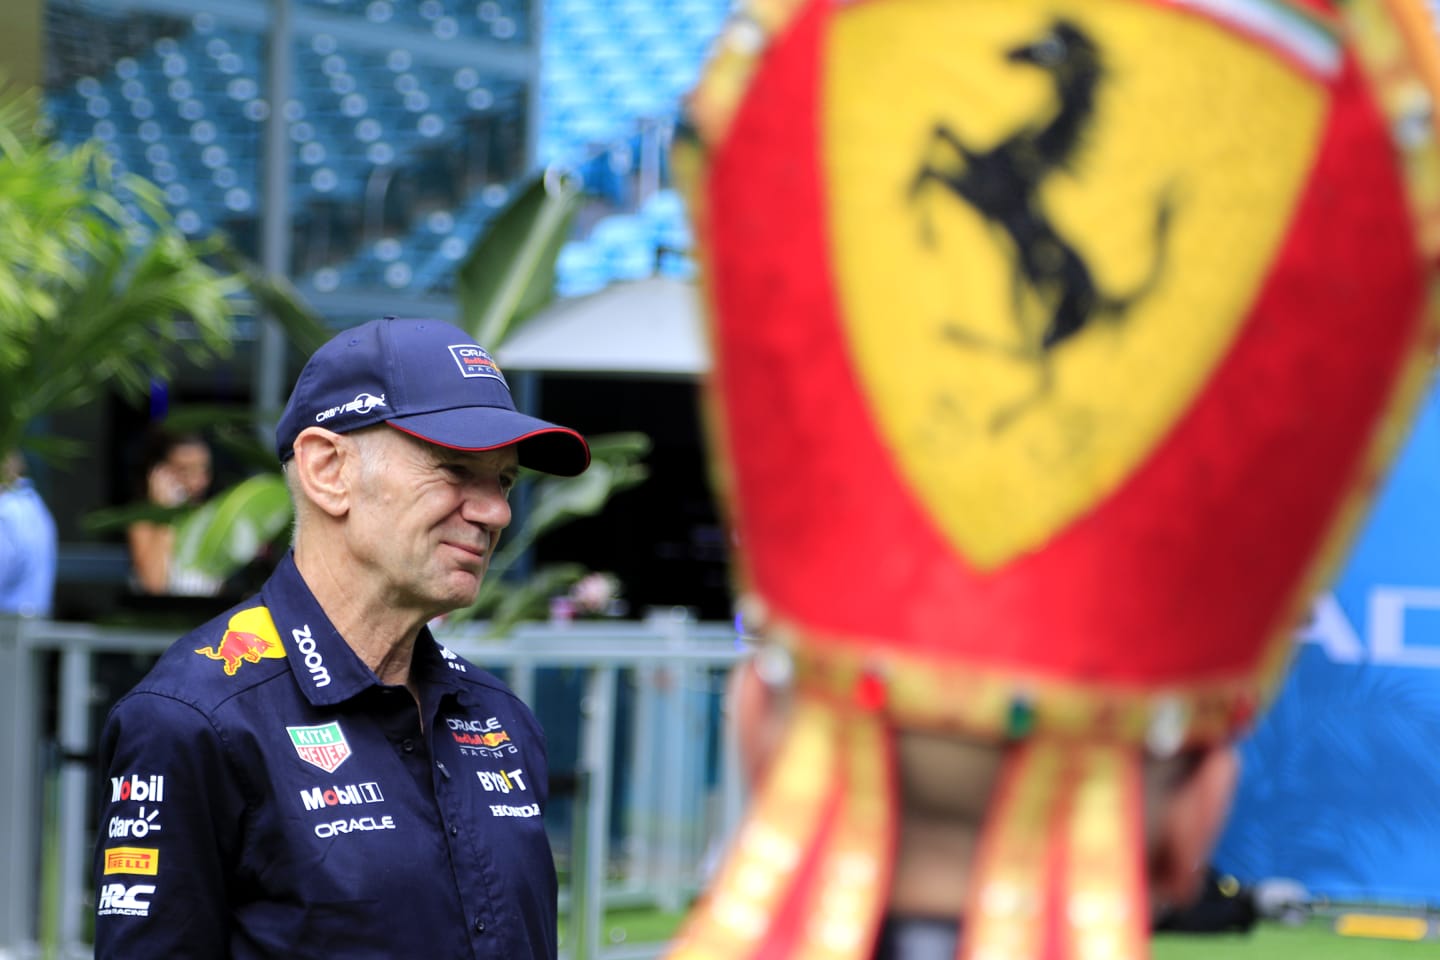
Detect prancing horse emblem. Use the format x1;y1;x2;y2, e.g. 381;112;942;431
910;19;1175;431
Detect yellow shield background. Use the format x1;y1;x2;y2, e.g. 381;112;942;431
824;0;1328;569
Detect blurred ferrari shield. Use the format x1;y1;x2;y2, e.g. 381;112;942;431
826;0;1331;568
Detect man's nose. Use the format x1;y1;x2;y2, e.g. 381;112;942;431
462;481;512;530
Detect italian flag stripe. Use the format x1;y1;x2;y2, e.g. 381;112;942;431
1166;0;1342;76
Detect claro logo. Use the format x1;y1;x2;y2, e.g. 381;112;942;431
292;624;331;688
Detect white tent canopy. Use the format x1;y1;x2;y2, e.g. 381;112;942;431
494;277;710;377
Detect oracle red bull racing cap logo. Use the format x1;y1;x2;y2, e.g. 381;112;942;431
448;344;508;384
195;606;287;676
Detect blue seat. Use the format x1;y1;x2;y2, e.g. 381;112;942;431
46;0;727;293
555;241;609;298
589;213;655;282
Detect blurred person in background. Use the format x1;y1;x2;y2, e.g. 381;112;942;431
126;427;219;596
0;449;58;617
93;318;588;959
665;0;1440;958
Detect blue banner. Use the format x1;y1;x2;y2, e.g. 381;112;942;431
1216;386;1440;906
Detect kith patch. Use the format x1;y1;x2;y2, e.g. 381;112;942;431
286;721;352;773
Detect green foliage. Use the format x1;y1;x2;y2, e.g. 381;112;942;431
457;432;652;633
0;82;238;461
172;473;293;579
81;499;188;535
220;248;335;357
161;403;284;474
499;433;651;562
457;169;583;348
471;562;588;638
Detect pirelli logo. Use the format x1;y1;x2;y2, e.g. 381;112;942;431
104;846;159;876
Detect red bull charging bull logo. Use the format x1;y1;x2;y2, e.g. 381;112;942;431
194;607;288;676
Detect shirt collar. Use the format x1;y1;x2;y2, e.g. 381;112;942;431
412;626;473;713
259;551;470;708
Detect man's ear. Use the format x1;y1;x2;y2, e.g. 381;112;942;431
290;427;353;519
1152;746;1241;906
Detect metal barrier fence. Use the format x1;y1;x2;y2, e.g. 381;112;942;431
0;610;747;960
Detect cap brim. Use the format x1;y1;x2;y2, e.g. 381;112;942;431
387;408;590;477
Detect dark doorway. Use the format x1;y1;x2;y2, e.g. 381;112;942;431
534;376;732;622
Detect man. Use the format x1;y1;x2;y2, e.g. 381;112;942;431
93;317;588;959
665;1;1440;958
0;450;58;617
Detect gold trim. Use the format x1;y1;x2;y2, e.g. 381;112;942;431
961;740;1064;960
795;711;895;960
686;0;812;147
665;698;839;960
1349;0;1440;257
1063;745;1148;960
788;630;1259;750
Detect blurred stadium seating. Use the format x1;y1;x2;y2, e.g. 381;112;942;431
43;0;724;301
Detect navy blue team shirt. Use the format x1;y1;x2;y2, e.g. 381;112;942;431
93;552;557;958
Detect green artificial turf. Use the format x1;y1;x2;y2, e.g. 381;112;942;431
1154;920;1436;959
597;907;691;945
586;911;1437;957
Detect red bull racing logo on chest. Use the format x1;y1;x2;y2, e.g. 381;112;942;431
448;716;516;756
195;606;287;676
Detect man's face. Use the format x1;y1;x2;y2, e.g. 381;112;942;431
166;442;212;503
346;427;518;618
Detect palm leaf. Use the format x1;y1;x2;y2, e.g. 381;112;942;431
523;460;648;543
0;79;238;461
220;248;336;356
172;474;293;580
468;563;588;637
450;432;649;624
455;169;583;348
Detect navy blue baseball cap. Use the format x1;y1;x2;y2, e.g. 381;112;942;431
275;317;590;476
